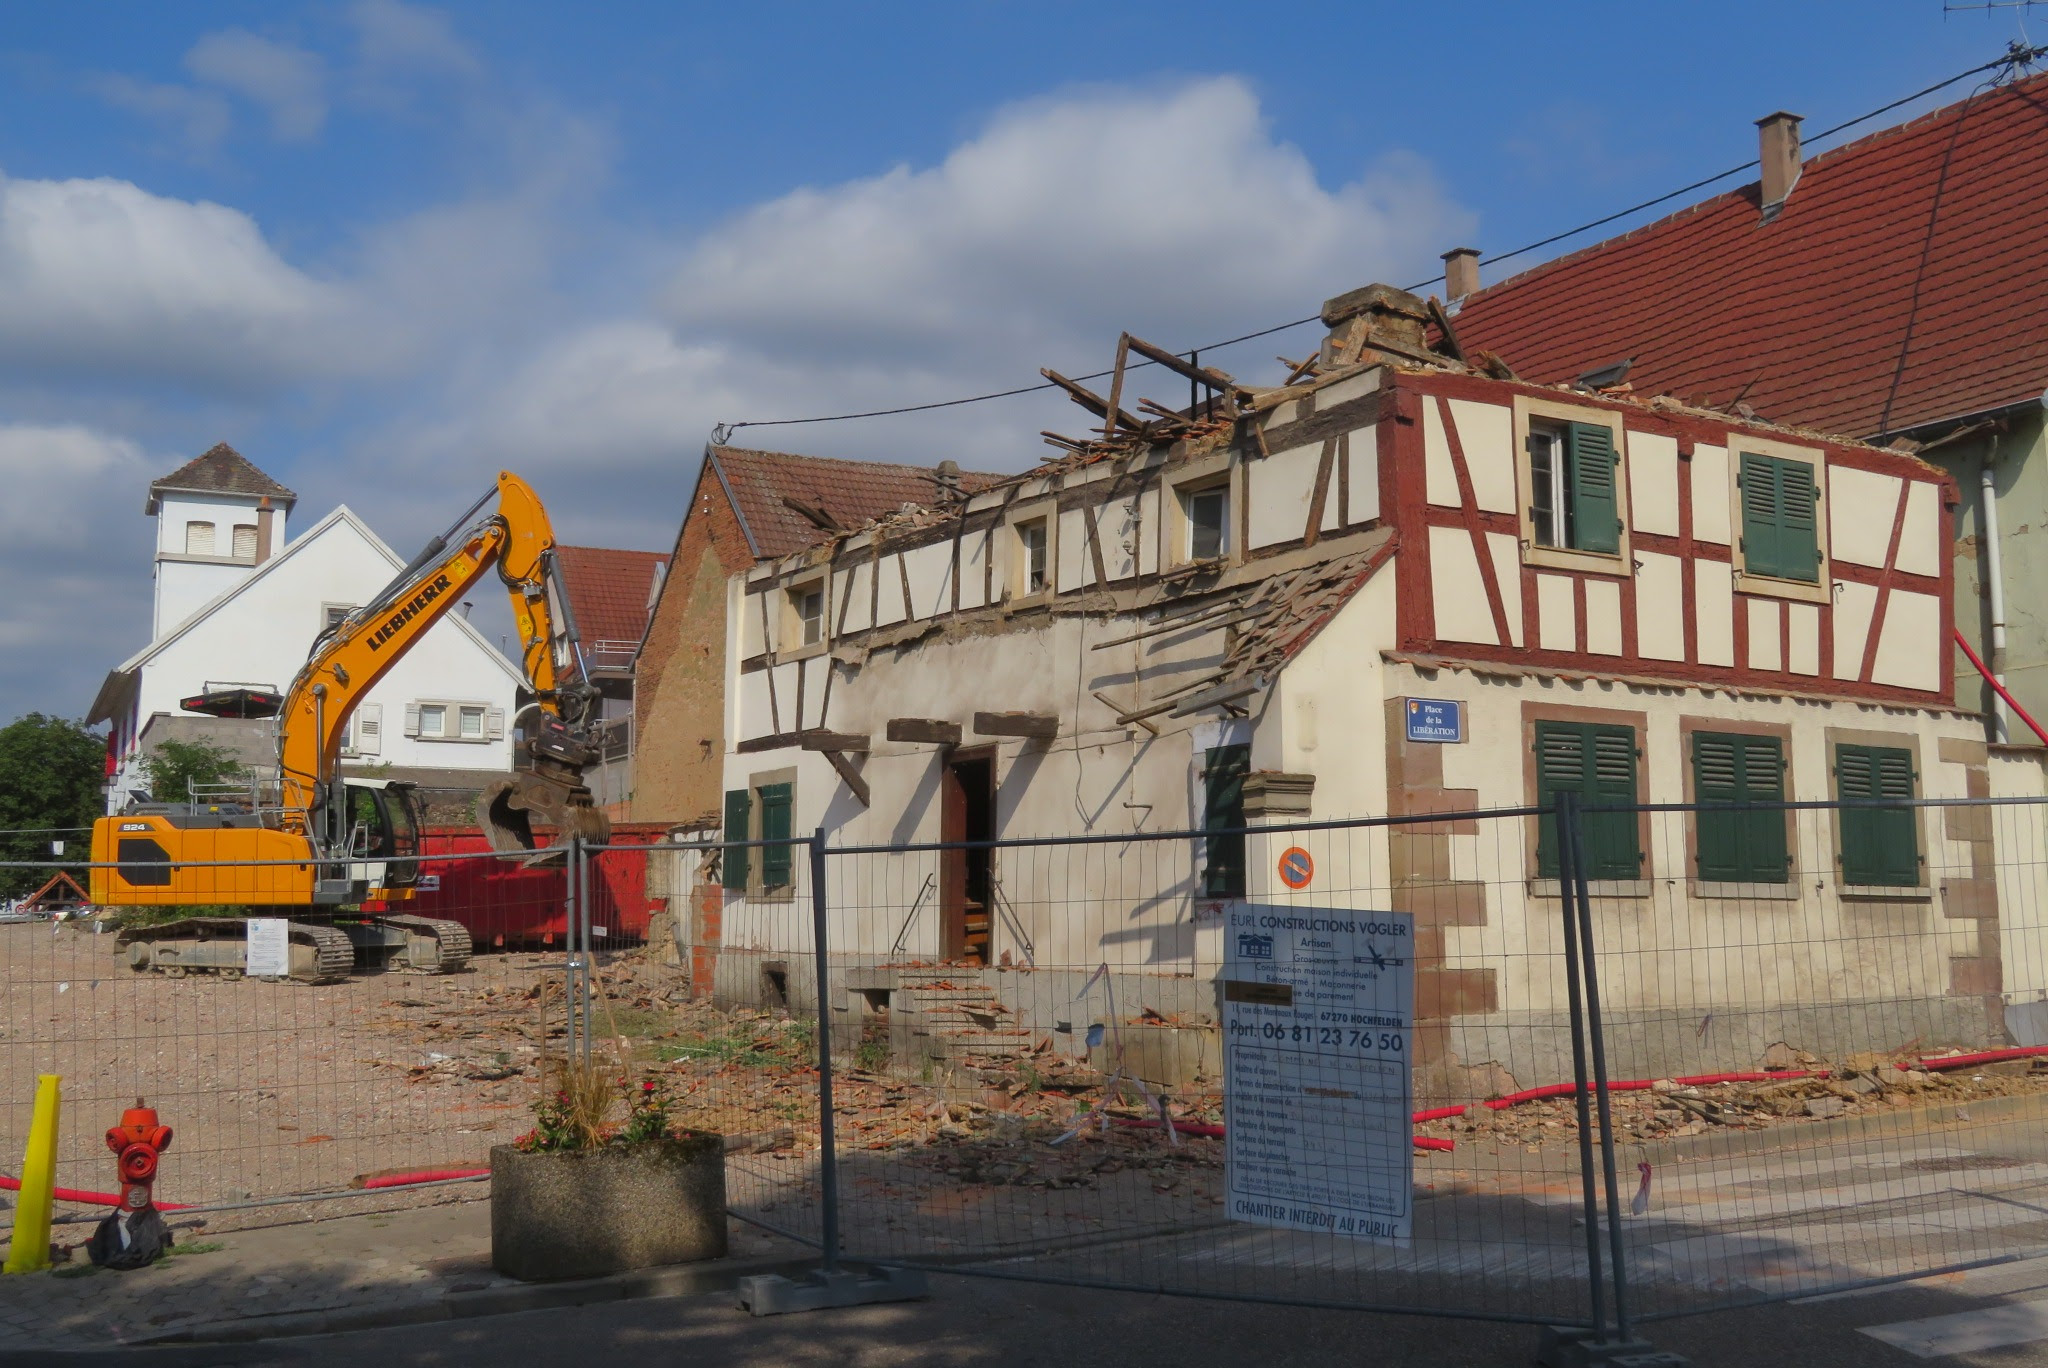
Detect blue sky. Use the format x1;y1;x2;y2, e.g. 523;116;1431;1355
0;1;2033;718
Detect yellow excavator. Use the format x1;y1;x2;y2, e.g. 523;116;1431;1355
90;472;612;981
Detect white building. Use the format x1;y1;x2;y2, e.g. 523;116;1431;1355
89;444;522;810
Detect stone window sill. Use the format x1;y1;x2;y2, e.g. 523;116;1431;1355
1838;885;1934;903
1527;879;1653;900
1693;880;1801;901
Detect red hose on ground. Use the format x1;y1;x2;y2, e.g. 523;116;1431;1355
0;1173;190;1211
1954;628;2048;746
1483;1069;1830;1110
1411;1106;1468;1123
356;1167;490;1190
1914;1045;2048;1072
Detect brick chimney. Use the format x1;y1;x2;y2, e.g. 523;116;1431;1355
1756;111;1803;221
254;497;274;564
1441;247;1480;303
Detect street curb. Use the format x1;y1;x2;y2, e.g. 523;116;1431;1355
129;1253;820;1346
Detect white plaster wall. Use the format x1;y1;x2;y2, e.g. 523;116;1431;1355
1584;578;1622;656
1247;442;1322;550
1873;591;1944;693
1347;433;1380;525
1628;432;1680;537
133;512;518;775
1691;445;1731;544
1423;399;1458;507
1428;526;1496;646
1635;553;1685;661
1830;467;1901;568
1536;574;1574;652
1897;480;1942;579
1747;598;1782;672
1833;580;1878;680
1694;561;1734;665
1448;399;1516;514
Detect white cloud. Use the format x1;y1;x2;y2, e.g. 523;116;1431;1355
185;30;327;141
349;0;480;77
0;172;346;389
664;78;1468;370
0;427;154;706
87;75;232;157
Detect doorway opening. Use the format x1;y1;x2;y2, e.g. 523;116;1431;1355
941;750;995;965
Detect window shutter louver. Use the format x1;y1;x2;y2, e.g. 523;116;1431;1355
1534;722;1640;878
356;704;382;756
722;789;751;892
403;702;422;738
1837;743;1919;886
486;707;505;741
1566;423;1621;554
758;783;794;888
1740;453;1820;582
1693;733;1787;883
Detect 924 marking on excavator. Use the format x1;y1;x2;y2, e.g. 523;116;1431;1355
366;575;452;652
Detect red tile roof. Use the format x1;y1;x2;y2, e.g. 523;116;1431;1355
146;442;296;514
710;446;1004;560
1450;72;2048;439
555;545;668;662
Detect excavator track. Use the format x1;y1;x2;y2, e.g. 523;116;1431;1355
377;915;473;974
118;917;355;983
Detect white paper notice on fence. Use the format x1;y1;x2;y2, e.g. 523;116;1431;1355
1223;904;1415;1244
245;918;291;978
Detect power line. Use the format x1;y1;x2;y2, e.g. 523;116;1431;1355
715;43;2045;440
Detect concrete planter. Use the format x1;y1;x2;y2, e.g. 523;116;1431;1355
490;1134;727;1282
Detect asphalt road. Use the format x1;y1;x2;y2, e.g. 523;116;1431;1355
22;1259;2048;1368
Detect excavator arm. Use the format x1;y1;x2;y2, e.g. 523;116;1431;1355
278;471;608;854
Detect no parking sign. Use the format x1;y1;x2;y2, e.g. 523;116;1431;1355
1277;847;1314;890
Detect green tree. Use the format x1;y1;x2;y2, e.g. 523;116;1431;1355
142;738;244;802
0;714;106;897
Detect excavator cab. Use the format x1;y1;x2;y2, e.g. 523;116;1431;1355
340;780;424;896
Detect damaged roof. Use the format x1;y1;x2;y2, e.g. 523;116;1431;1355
710;445;1004;560
554;545;669;652
146;442;297;515
1450;70;2048;439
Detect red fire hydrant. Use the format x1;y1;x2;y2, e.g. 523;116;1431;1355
105;1099;172;1213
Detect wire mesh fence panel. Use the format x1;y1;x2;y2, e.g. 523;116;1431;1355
0;845;572;1227
622;837;825;1251
1571;796;2048;1321
812;810;1603;1325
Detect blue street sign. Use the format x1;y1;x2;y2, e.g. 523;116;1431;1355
1404;697;1463;744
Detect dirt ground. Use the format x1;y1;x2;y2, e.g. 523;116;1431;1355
10;913;2048;1251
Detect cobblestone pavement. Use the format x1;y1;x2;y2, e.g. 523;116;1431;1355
0;1195;802;1351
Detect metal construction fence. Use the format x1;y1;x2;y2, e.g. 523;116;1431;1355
6;793;2048;1345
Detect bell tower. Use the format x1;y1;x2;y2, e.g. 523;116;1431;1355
145;443;296;638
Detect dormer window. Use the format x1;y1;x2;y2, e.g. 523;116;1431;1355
185;521;215;555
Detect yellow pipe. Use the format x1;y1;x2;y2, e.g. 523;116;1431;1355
4;1074;60;1274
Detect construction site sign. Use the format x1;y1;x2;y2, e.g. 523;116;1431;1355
1222;905;1414;1243
245;919;291;979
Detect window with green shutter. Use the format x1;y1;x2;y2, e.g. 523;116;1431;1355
722;788;751;892
1533;721;1641;879
1692;732;1789;883
1528;420;1622;554
1738;452;1821;582
1836;744;1919;887
756;782;794;889
1202;744;1250;898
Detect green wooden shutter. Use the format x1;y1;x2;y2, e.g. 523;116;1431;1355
1534;722;1640;878
1837;744;1919;887
722;788;751;891
1203;744;1250;897
1693;733;1788;883
1585;727;1641;878
1566;423;1621;554
757;782;794;888
1740;453;1820;582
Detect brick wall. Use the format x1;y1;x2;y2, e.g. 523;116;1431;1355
632;465;755;825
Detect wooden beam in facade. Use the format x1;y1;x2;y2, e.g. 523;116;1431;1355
974;711;1059;741
821;748;871;807
799;730;870;753
886;717;963;746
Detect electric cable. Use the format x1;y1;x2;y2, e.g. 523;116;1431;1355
713;43;2046;440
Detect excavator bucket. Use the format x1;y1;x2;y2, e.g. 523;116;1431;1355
478;772;611;866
